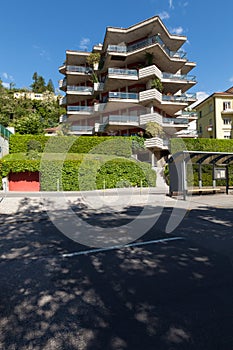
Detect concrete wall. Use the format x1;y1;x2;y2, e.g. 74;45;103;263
0;136;9;158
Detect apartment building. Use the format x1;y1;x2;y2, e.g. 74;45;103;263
196;87;233;139
59;15;197;159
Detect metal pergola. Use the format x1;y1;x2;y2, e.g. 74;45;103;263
168;151;233;200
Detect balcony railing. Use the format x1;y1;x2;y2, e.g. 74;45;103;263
162;93;196;103
67;86;93;93
70;125;94;132
107;115;139;124
67;106;94;113
66;65;92;74
180;111;198;119
107;34;186;59
109;92;139;100
163;117;189;125
108;68;138;77
162;73;196;82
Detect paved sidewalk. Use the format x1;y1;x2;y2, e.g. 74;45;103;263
0;189;233;215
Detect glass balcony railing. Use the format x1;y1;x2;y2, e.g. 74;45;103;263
107;34;186;59
70;125;94;132
107;45;127;53
163;117;189;125
109;92;139;100
67;65;93;74
181;111;198;118
162;93;196;102
67;86;93;93
67;106;94;113
162;73;196;82
108;115;139;124
108;68;138;77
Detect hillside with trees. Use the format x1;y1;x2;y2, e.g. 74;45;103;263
0;73;65;134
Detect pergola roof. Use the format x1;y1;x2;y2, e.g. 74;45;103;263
169;151;233;165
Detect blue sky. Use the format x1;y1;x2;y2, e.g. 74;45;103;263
1;0;233;103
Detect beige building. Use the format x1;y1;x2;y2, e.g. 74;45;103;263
59;15;197;159
196;87;233;139
13;91;59;101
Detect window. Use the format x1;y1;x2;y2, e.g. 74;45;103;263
223;118;231;125
223;101;231;110
199;125;202;134
199;111;202;118
209;104;213;112
224;131;231;139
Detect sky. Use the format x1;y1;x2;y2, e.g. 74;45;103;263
1;0;233;104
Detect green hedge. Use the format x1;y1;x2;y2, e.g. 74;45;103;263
171;138;233;153
0;154;156;191
9;135;133;157
96;158;156;189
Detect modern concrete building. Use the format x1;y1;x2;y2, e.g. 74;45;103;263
196;87;233;139
59;15;197;160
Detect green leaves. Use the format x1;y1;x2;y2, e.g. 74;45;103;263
171;138;233;153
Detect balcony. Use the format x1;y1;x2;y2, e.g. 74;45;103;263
67;86;94;95
107;34;186;59
69;125;94;135
106;115;139;126
139;89;162;103
59;96;67;106
139;65;162;80
67;106;94;114
108;92;139;101
162;93;196;103
59;114;67;123
139;112;163;125
162;72;196;82
180;111;198;120
163;117;189;125
221;108;233;115
59;79;67;89
144;137;169;150
66;65;92;74
108;68;138;80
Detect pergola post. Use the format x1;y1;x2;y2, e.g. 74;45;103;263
182;156;187;200
198;163;202;188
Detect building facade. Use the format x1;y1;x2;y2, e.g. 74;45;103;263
59;15;197;159
196;87;233;139
14;91;59;101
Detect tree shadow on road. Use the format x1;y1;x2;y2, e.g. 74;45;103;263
0;196;233;350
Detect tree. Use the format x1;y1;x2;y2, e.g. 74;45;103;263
145;121;164;138
13;113;44;134
46;79;55;93
31;72;46;93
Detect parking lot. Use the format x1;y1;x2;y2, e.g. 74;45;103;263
0;191;233;349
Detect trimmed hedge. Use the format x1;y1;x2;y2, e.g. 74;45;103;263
0;154;156;191
171;138;233;153
96;158;156;189
9;135;133;157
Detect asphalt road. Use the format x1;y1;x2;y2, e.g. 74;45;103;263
0;194;233;350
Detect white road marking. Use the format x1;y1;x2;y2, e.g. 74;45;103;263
62;237;184;258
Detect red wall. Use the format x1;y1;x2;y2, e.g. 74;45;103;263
9;172;40;191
